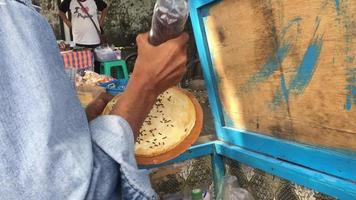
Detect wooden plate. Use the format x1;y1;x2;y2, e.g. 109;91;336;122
136;88;203;165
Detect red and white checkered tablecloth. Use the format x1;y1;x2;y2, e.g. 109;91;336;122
61;49;94;69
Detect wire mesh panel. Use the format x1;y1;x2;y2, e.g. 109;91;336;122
224;158;336;200
149;156;338;199
150;156;213;198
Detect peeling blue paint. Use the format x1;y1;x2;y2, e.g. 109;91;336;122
270;74;290;109
240;17;301;92
239;16;323;110
340;0;356;110
270;37;323;108
345;69;356;111
288;37;323;94
270;89;283;109
240;44;290;92
334;0;340;12
280;74;290;104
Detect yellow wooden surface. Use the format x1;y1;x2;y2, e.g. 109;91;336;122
204;0;356;150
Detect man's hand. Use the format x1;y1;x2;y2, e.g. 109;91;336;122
86;92;113;122
58;11;72;29
133;33;189;96
110;33;189;139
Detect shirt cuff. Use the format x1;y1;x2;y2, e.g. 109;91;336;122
90;115;157;198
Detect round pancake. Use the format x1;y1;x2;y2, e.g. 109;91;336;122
102;87;196;157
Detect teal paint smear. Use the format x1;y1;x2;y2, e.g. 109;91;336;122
240;17;302;93
270;74;290;109
345;86;352;110
264;16;323;110
340;0;356;110
270;89;283;109
335;0;340;11
238;16;322;110
270;37;323;108
240;44;290;93
280;74;290;105
345;69;356;111
288;37;323;94
270;31;323;109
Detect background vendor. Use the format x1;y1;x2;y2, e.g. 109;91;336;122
58;0;108;48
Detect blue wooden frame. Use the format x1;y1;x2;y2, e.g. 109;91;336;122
141;142;356;199
188;0;356;198
142;0;356;199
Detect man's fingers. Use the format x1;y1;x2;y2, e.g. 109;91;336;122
171;32;189;47
136;33;149;45
96;92;114;105
85;92;113;122
85;102;103;122
164;62;187;85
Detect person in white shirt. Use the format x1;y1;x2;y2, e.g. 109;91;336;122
58;0;108;48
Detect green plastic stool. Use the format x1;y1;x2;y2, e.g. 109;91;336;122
99;60;129;80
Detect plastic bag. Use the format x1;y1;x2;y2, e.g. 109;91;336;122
94;46;118;62
217;176;254;200
149;0;189;46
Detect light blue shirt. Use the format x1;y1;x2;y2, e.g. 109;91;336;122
0;0;157;199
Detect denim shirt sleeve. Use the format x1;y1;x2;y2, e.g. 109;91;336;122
89;116;157;200
0;1;156;199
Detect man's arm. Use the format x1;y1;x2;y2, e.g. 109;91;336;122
95;0;108;27
58;11;72;28
99;7;108;27
58;0;72;28
85;33;189;138
110;33;189;138
86;33;188;199
1;1;187;199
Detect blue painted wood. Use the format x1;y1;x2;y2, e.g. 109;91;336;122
215;141;356;200
142;141;356;199
190;0;216;9
189;0;356;185
139;142;215;169
221;127;356;181
189;0;226;139
211;151;225;196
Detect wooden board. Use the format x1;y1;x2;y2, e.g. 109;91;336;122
204;0;356;150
